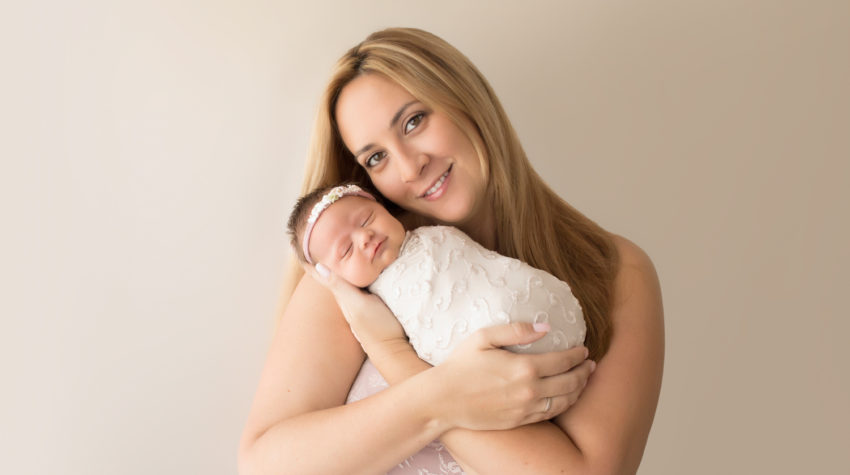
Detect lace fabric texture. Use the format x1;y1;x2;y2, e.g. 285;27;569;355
346;226;585;475
369;226;585;366
348;226;586;473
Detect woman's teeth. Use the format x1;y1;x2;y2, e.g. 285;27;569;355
424;171;449;197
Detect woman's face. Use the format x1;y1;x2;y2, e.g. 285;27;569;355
334;74;490;231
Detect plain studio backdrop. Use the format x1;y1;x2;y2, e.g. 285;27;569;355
2;1;848;473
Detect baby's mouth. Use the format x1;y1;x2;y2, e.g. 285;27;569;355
371;237;385;262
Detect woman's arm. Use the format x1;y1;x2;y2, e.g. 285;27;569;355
365;235;664;474
306;263;594;433
327;273;600;473
551;235;665;474
368;331;596;474
237;276;449;475
238;272;581;474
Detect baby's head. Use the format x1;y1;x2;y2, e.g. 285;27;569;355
287;184;406;288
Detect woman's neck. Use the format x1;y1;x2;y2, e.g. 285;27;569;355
458;204;497;251
397;205;498;250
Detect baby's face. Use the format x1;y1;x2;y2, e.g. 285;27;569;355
308;196;406;287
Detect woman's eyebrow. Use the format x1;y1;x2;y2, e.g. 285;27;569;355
390;101;419;130
351;100;419;159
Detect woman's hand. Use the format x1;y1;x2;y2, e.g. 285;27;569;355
302;261;595;432
302;262;408;356
436;322;595;431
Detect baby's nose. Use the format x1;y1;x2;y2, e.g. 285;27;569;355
356;228;374;248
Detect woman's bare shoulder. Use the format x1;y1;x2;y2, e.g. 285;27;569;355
608;233;662;319
610;233;655;272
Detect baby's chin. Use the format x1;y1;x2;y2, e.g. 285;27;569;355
344;268;383;289
354;264;392;289
362;265;390;289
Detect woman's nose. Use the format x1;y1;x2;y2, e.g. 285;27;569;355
395;149;429;182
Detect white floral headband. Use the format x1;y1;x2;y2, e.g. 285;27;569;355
302;184;376;264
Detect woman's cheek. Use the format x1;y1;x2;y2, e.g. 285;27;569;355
374;176;409;206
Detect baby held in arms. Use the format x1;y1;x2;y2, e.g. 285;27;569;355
287;183;586;365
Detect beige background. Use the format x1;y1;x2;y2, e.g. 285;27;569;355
2;0;848;473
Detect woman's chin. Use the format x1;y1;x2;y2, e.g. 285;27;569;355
413;204;473;226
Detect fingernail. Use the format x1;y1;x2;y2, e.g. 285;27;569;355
584;347;589;359
590;360;597;372
315;263;330;279
532;322;550;333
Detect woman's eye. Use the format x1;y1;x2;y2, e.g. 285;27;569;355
404;112;424;134
365;151;386;168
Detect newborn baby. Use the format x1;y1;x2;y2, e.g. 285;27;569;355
287;183;585;365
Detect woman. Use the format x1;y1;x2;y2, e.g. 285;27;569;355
239;28;664;474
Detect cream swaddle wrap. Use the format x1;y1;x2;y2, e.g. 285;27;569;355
368;226;585;366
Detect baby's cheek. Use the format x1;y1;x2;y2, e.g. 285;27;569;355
345;264;376;289
332;263;354;284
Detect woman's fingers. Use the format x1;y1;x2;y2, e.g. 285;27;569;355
299;261;327;286
301;262;365;307
537;358;596;398
303;262;409;349
470;322;550;350
526;345;589;378
523;393;576;424
512;359;596;425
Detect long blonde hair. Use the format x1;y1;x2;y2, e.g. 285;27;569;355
281;28;619;360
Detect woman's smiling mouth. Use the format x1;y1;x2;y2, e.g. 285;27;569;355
422;165;452;200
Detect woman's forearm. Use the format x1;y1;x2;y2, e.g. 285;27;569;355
241;274;461;475
439;423;587;475
239;370;449;475
367;342;590;474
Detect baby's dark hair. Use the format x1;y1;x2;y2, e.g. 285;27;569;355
286;182;375;263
